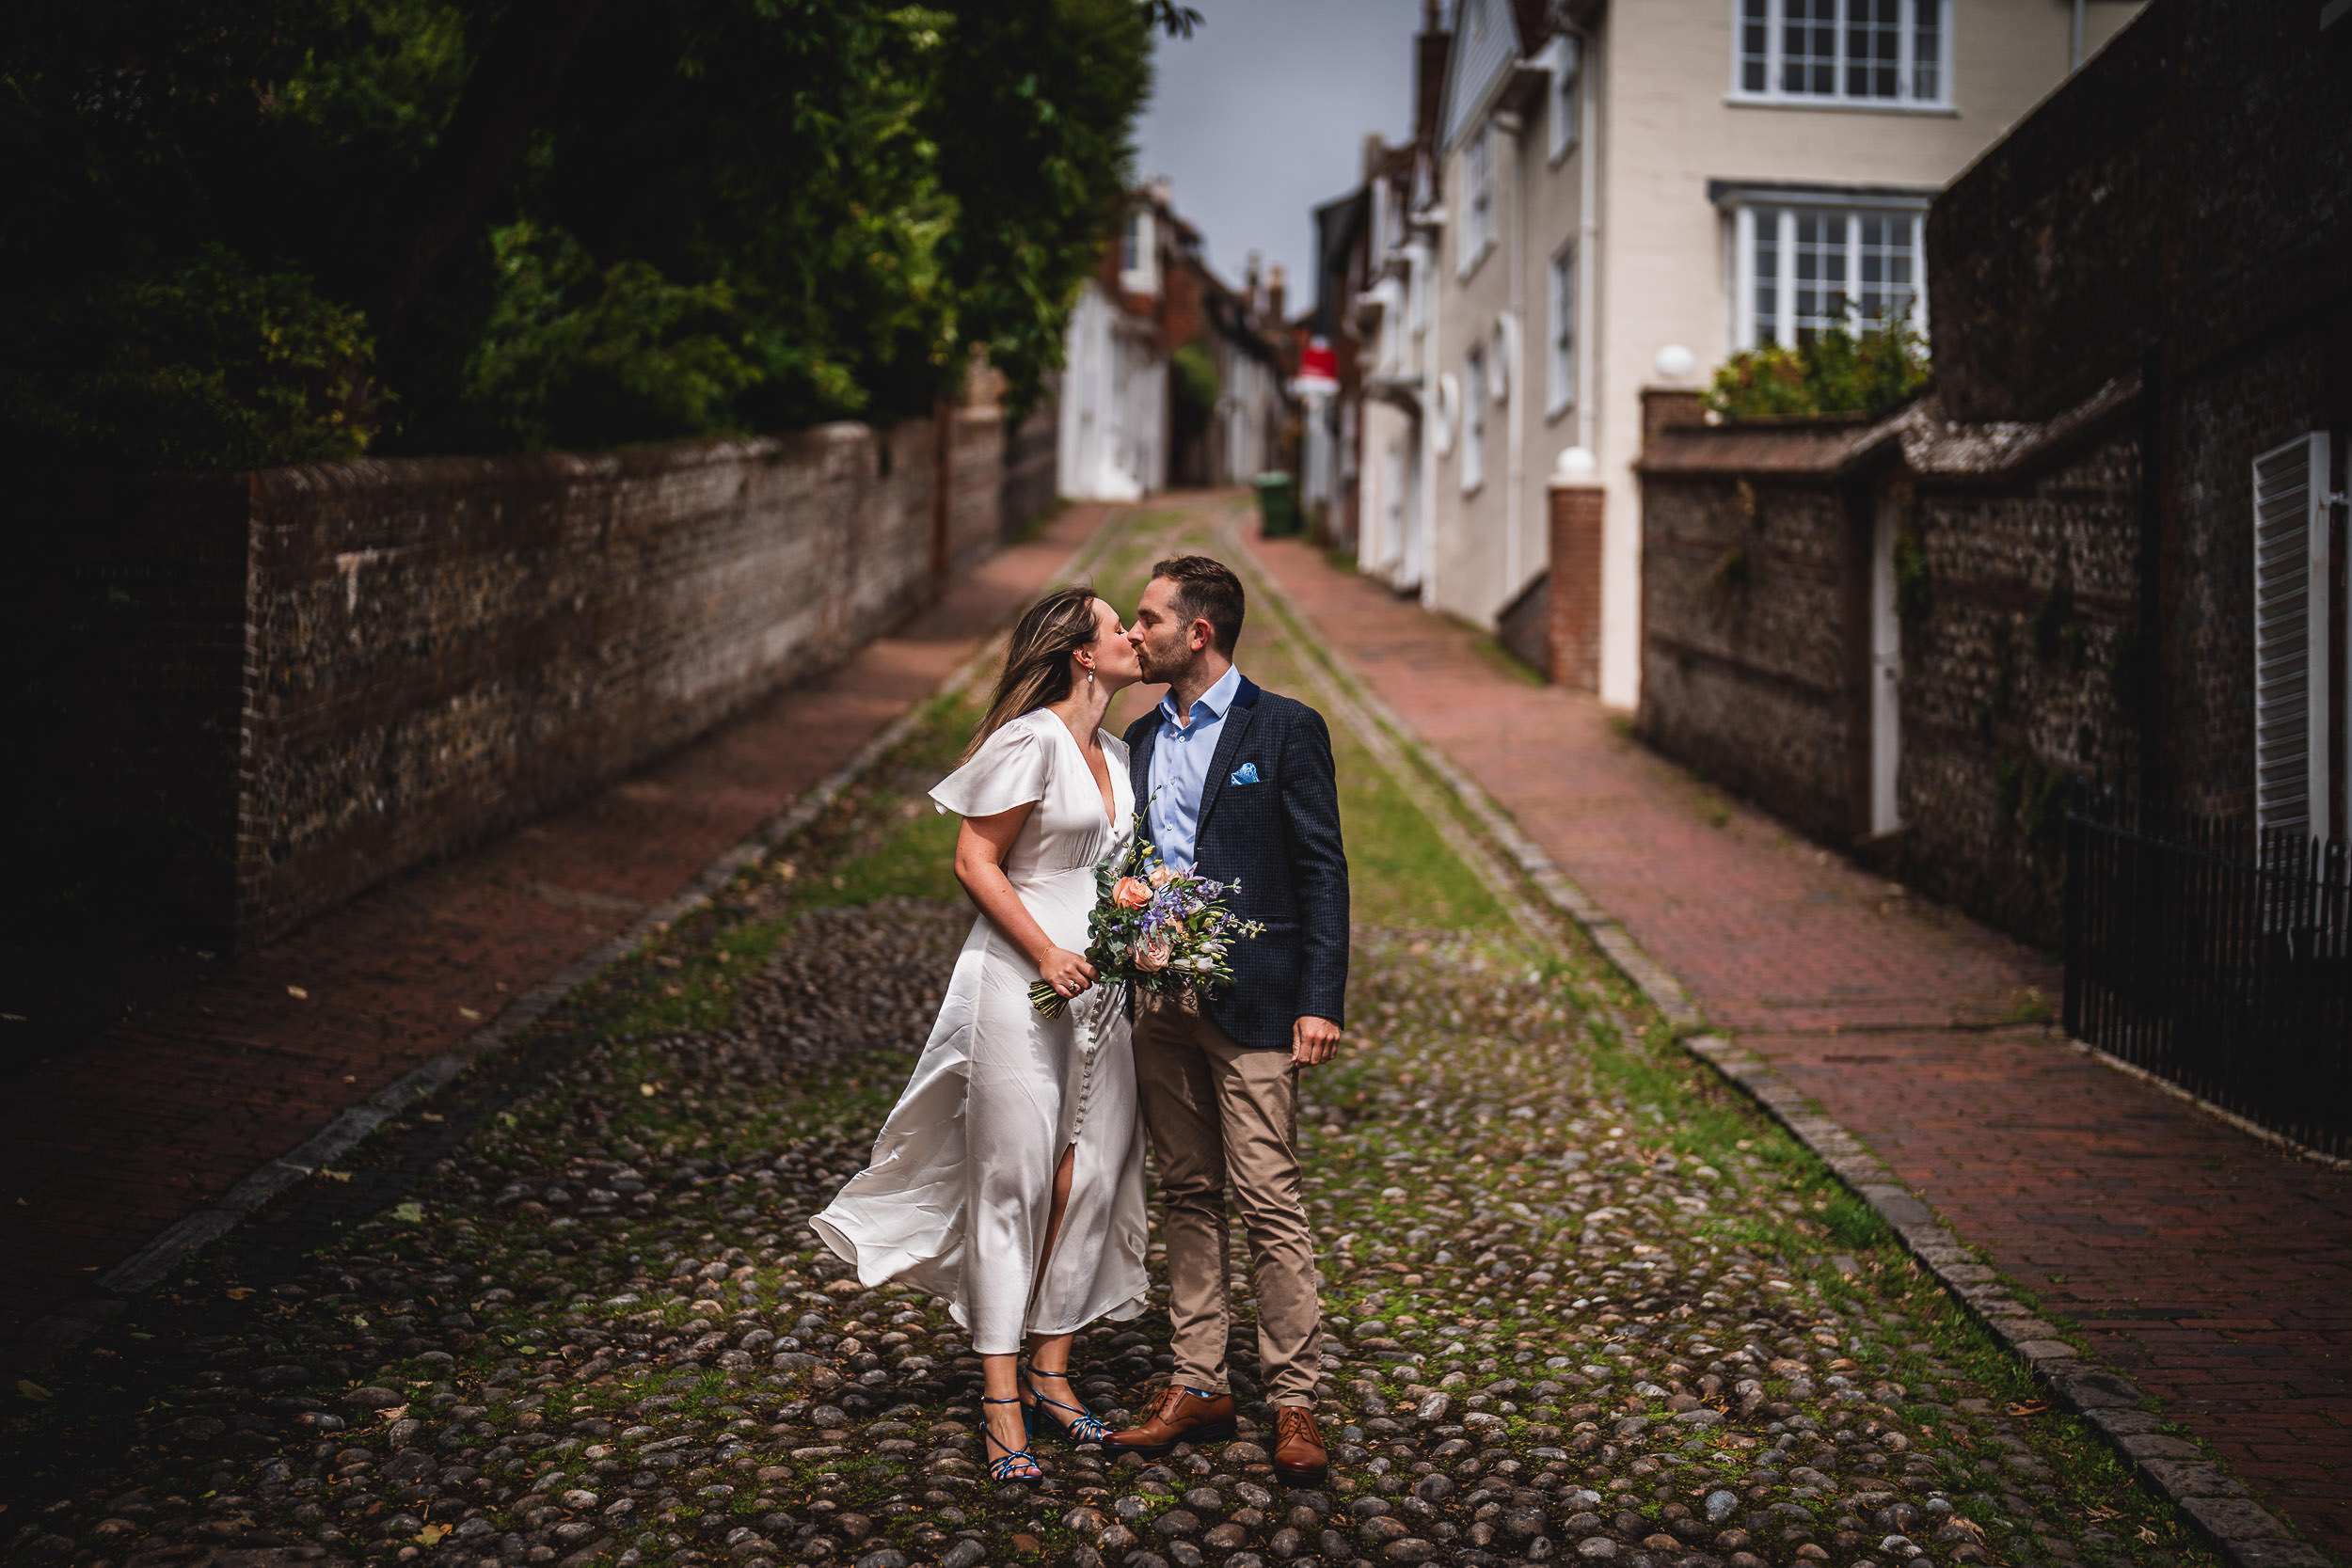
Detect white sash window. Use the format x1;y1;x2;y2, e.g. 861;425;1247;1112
1734;0;1951;109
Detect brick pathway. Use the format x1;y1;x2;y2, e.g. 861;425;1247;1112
1246;523;2352;1558
0;502;1118;1344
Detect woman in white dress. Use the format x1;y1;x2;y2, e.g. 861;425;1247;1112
811;585;1149;1483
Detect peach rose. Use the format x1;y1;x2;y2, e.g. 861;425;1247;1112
1147;863;1176;888
1112;876;1152;910
1135;937;1173;972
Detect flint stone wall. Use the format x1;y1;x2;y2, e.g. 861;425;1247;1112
20;409;1040;955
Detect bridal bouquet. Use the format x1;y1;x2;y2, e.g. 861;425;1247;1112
1030;815;1264;1019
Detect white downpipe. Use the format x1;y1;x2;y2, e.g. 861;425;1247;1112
1420;221;1446;610
1501;112;1526;605
1576;25;1598;461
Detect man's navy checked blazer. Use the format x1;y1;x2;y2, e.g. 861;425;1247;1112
1124;675;1350;1049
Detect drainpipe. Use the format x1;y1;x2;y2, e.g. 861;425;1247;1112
2070;0;2085;71
1577;25;1599;462
1498;109;1526;604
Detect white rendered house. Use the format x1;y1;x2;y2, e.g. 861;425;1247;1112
1387;0;2142;707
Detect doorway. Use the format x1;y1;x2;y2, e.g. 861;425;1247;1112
1868;499;1903;835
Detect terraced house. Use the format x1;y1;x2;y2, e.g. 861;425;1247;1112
1352;0;2142;707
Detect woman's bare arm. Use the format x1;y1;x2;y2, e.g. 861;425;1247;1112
954;807;1098;997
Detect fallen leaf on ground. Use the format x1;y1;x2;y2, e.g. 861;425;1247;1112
459;1007;482;1020
392;1201;425;1223
318;1169;352;1183
225;1287;255;1300
16;1380;52;1402
287;985;309;999
2004;1399;2050;1417
380;1403;409;1422
416;1523;449;1546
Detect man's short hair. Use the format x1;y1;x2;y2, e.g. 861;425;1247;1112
1152;555;1246;656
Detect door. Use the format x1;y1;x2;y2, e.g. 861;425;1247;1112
1380;440;1406;576
1869;499;1903;835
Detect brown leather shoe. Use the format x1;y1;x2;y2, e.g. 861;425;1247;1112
1104;1383;1237;1456
1272;1406;1329;1486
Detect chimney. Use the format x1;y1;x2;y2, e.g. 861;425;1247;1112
1146;175;1172;210
1267;263;1286;327
1244;250;1263;315
1415;4;1452;147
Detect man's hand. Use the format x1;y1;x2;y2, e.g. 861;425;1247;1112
1292;1015;1342;1066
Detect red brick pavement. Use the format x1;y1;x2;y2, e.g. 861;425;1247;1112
1248;525;2352;1555
0;502;1118;1343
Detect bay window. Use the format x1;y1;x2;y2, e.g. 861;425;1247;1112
1732;198;1929;349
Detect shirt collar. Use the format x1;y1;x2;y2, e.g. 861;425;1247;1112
1160;663;1244;731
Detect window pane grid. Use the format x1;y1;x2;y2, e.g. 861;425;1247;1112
1846;0;1899;99
1782;0;1836;96
1791;213;1849;341
1856;214;1915;323
1911;0;1941;100
1741;0;1770;92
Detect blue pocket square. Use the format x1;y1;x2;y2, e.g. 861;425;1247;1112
1229;762;1262;785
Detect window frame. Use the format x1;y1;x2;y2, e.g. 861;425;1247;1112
1459;128;1496;277
1118;209;1156;294
1729;194;1931;351
1461;343;1487;493
1728;0;1954;112
1545;35;1582;165
1547;245;1578;417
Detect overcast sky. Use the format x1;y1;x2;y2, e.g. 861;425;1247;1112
1136;0;1425;301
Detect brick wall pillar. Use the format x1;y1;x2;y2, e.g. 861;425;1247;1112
1548;479;1604;692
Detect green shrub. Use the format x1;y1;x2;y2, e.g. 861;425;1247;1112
0;245;381;472
1705;309;1930;422
464;223;768;451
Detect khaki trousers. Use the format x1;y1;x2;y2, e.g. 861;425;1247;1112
1131;992;1325;1406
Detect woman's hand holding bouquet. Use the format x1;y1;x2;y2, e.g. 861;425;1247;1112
1030;816;1264;1019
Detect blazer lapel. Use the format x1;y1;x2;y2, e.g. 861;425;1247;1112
1194;676;1263;836
1127;713;1156;812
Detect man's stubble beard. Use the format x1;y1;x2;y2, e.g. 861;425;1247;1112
1141;628;1196;689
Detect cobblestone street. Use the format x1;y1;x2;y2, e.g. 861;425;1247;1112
1;499;2217;1568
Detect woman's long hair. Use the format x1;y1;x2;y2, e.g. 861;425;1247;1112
963;585;1103;761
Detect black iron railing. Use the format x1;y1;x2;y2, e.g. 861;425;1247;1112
2064;795;2352;1158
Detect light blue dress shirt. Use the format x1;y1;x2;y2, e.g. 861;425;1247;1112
1145;663;1245;872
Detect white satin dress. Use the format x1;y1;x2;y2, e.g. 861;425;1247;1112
810;707;1150;1354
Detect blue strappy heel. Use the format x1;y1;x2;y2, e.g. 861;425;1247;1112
980;1393;1042;1481
1021;1361;1111;1445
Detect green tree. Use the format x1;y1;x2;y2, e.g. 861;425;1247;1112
1;0;1178;469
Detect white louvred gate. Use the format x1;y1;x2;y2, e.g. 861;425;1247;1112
2251;434;2333;841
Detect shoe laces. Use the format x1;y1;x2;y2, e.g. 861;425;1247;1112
1276;1406;1319;1443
